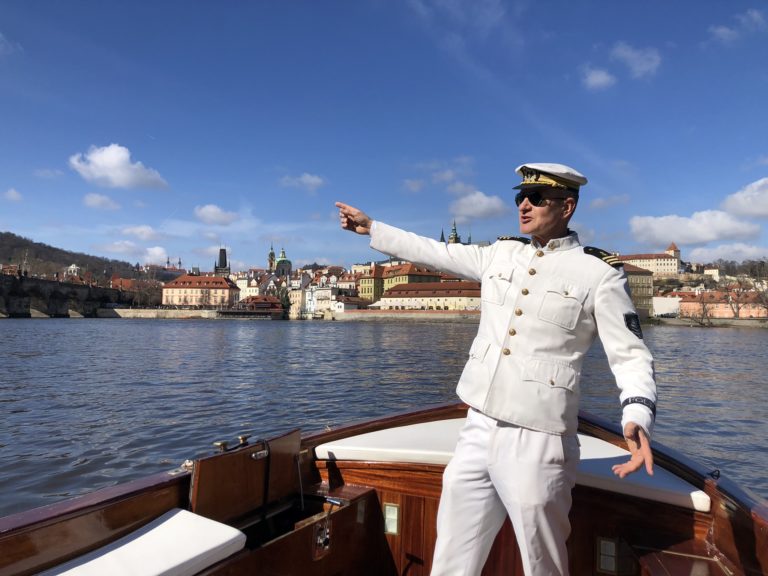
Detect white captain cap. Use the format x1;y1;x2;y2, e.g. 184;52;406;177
513;163;588;192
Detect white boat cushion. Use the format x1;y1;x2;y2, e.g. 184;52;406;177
38;508;246;576
315;418;711;513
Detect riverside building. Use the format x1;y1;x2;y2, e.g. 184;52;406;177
619;243;681;278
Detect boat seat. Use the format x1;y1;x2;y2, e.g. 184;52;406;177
314;417;711;513
37;508;246;576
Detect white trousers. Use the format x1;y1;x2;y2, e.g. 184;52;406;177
431;409;580;576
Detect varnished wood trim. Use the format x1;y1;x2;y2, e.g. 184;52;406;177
0;481;188;576
0;471;189;535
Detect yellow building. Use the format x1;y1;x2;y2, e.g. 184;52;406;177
359;264;385;302
382;263;441;292
162;274;240;307
623;263;654;319
377;281;481;310
619;243;680;278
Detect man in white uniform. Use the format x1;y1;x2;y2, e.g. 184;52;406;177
335;163;656;576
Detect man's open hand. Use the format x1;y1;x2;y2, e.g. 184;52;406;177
612;422;654;478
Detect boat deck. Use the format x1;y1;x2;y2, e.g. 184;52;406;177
314;417;711;512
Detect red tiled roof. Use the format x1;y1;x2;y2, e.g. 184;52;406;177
383;281;481;297
677;290;762;304
360;265;385;279
622;263;653;274
383;263;440;278
619;253;676;261
163;274;239;290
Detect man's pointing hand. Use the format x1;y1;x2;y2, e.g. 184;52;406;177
335;202;372;235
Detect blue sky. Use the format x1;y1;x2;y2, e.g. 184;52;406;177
2;1;768;272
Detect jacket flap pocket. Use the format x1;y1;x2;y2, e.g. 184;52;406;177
486;268;513;282
547;279;588;303
523;359;578;392
468;336;491;361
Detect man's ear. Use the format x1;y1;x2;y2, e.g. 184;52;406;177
563;197;577;218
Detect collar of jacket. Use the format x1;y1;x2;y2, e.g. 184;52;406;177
530;230;581;252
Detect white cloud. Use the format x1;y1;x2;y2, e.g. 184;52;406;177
737;9;767;31
100;240;141;255
194;204;239;225
0;32;22;56
709;9;766;43
590;194;630;209
144;246;168;265
408;0;508;37
83;193;120;210
69;144;168;189
610;42;661;78
196;245;226;258
689;243;768;263
582;67;616;90
450;191;508;223
403;179;425;193
722;177;768;217
630;210;760;246
432;169;457;183
569;221;595;245
34;168;64;179
4;188;22;202
280;173;325;193
122;225;160;241
447;181;477;195
709;25;740;43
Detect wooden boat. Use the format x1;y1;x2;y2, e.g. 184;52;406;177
1;402;766;575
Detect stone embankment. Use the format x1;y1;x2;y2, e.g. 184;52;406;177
97;308;218;319
658;317;768;328
333;309;480;322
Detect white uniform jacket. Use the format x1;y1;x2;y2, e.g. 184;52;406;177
370;221;657;437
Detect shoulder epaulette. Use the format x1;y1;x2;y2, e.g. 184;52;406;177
584;246;622;268
497;236;530;244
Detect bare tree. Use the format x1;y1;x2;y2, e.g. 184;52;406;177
749;259;768;316
684;292;715;327
719;277;754;319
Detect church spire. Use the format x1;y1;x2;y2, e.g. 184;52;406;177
448;220;461;244
268;242;276;272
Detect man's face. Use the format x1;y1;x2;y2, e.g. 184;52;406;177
517;189;575;241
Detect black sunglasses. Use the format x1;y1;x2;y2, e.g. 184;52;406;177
514;190;568;207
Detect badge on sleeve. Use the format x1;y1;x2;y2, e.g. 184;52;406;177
624;313;643;339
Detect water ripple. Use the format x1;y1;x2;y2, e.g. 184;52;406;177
0;319;765;516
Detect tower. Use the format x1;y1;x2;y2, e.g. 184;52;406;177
268;243;276;272
275;248;292;278
447;220;461;244
214;248;230;277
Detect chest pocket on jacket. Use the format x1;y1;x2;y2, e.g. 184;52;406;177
482;268;513;306
537;280;588;330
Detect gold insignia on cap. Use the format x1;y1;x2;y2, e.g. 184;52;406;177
518;167;573;190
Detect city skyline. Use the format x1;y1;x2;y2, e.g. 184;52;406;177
2;1;768;271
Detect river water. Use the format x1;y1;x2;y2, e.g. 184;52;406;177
1;319;766;517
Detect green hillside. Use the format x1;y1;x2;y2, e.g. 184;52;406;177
0;231;138;281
